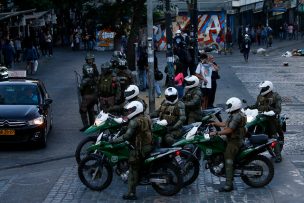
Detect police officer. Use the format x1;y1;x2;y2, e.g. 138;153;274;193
110;101;152;200
209;97;246;192
79;76;98;132
151;87;186;146
98;62;121;111
79;53;99;132
82;53;99;79
107;84;147;115
183;75;202;124
247;80;283;162
111;52;134;104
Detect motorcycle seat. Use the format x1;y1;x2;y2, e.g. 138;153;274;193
249;134;268;145
202;107;221;116
149;148;170;157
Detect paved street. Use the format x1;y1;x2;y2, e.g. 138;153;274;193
0;39;304;203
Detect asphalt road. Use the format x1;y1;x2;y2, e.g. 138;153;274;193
0;39;304;203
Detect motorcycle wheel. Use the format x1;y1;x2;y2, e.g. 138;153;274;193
241;155;274;188
180;150;200;187
151;162;183;196
78;155;113;191
75;136;98;164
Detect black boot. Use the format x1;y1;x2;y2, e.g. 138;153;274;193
219;184;234;192
122;193;137;200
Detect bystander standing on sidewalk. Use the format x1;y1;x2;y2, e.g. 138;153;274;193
154;51;162;98
2;39;15;69
45;31;53;57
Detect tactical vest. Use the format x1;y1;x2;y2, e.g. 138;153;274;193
80;78;96;95
117;70;133;88
183;87;201;110
257;92;280;114
227;111;246;140
99;74;116;96
135;114;152;155
159;102;180;126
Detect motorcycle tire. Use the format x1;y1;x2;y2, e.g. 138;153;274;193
151;162;183;196
241;155;274;188
179;150;200;187
75;136;98;164
78;154;113;191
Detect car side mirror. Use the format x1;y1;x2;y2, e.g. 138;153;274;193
44;98;53;105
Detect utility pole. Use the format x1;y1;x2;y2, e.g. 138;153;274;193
190;0;198;67
165;0;174;87
147;0;155;113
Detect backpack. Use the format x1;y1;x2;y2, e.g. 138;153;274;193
99;74;115;96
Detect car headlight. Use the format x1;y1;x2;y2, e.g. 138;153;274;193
28;116;44;126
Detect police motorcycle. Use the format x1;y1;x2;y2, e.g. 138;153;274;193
75;110;200;187
75;110;128;164
173;124;276;188
243;107;288;157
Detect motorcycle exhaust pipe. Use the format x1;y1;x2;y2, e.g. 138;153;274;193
149;178;167;184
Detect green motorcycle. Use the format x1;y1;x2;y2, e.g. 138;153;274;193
78;141;183;196
244;108;288;156
75;111;127;164
173;125;276;188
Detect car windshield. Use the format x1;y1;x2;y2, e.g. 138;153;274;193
0;84;40;105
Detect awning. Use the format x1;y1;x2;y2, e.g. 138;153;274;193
23;11;49;20
254;1;264;13
0;9;36;21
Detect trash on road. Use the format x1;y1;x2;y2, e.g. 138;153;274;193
252;48;267;56
282;51;292;57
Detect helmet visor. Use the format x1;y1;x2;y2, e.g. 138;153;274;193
165;94;177;103
260;86;270;94
123;106;136;117
124;89;135;99
226;103;232;111
185;79;195;87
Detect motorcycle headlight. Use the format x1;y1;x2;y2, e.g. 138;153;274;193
28;116;44;126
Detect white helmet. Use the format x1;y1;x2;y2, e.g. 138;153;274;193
165;87;178;104
124;85;139;101
124;101;143;119
184;75;199;89
175;30;182;35
225;97;242;113
259;81;273;96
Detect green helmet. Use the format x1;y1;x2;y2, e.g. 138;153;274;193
85;53;95;61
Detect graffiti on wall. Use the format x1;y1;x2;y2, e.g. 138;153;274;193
154;12;226;50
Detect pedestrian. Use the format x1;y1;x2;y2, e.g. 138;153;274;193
256;25;262;45
266;26;273;48
137;46;148;91
45;31;53;57
225;28;233;54
2;39;15;69
242;34;251;62
173;55;184;99
195;52;212;109
209;97;246;192
208;54;220;108
154;51;162;98
24;42;39;74
14;36;22;63
288;24;293;40
39;29;47;56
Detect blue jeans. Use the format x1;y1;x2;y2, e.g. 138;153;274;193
175;85;184;99
138;69;147;91
155;82;161;96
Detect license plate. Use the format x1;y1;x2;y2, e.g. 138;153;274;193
175;155;182;164
0;129;15;136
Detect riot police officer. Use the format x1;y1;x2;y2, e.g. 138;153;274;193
247;80;283;162
183;75;202;124
79;77;98;132
110;101;152;200
79;53;99;132
98;62;121;111
210;97;246;192
151;87;186;146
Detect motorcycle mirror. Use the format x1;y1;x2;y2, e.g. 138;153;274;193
242;99;247;104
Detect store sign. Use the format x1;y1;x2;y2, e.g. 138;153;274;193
95;30;115;51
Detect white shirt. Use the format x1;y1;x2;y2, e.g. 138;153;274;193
195;62;212;89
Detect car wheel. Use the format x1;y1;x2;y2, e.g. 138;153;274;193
36;129;47;149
